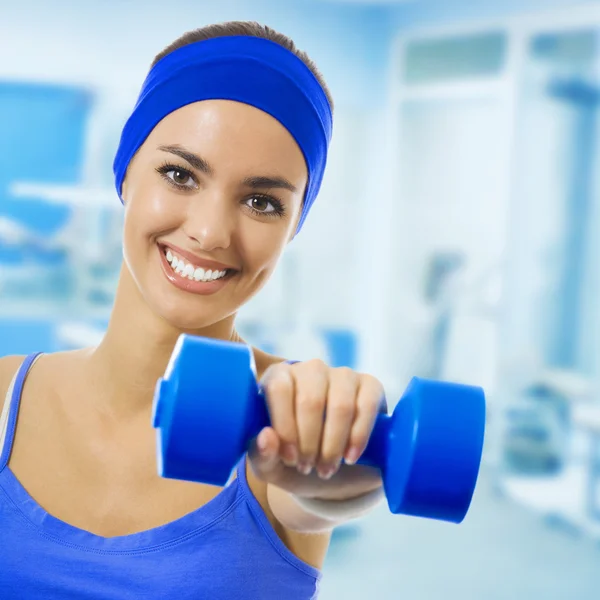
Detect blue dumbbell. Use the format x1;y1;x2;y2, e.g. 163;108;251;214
152;334;486;524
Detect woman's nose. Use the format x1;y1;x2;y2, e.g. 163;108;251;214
182;192;236;251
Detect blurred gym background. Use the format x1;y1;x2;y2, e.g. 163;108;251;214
2;0;600;597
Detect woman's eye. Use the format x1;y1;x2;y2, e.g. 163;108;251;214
246;196;274;213
167;169;196;188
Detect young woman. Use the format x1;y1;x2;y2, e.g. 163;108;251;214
0;22;385;599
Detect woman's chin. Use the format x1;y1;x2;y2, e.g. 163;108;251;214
160;309;220;333
132;269;242;334
149;296;234;334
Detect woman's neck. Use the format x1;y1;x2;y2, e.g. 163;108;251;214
85;264;243;419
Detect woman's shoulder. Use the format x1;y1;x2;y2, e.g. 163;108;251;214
0;350;79;414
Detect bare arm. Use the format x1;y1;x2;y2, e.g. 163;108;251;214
245;460;332;570
267;484;338;533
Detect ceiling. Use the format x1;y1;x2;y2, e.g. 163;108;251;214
306;0;417;4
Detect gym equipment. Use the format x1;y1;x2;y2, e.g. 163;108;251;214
152;334;486;524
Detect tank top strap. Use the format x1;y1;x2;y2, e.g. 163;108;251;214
0;353;43;472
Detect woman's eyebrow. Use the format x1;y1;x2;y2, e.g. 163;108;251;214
158;144;214;175
242;176;297;193
158;144;298;193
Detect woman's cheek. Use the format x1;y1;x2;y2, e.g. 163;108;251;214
135;187;187;233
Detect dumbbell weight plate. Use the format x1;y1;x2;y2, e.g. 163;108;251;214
153;334;263;486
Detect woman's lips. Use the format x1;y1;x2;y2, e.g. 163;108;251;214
158;244;236;296
158;242;236;273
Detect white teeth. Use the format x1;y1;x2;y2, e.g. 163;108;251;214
163;248;228;282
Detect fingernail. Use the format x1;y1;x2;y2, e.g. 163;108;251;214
257;433;268;453
345;447;360;465
282;444;298;467
297;461;313;475
317;464;337;480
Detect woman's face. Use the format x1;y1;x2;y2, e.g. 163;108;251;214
121;99;308;331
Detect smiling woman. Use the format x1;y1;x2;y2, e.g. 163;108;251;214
119;97;312;331
0;20;388;600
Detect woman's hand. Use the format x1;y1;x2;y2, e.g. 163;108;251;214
247;359;386;501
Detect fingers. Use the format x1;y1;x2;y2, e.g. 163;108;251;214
248;427;293;487
291;360;329;475
317;367;358;479
345;375;385;465
248;427;281;477
261;364;298;467
248;426;384;500
261;360;385;483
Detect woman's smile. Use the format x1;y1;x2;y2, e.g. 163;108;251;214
157;242;238;296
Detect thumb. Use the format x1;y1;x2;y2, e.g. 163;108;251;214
247;427;286;482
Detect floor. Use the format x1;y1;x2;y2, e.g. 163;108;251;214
319;467;600;599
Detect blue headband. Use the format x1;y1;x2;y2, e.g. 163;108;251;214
113;35;333;235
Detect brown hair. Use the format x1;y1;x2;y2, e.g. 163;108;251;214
151;21;334;112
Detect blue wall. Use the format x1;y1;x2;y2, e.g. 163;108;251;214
0;81;92;237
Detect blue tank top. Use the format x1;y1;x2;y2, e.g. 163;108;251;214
0;353;322;599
